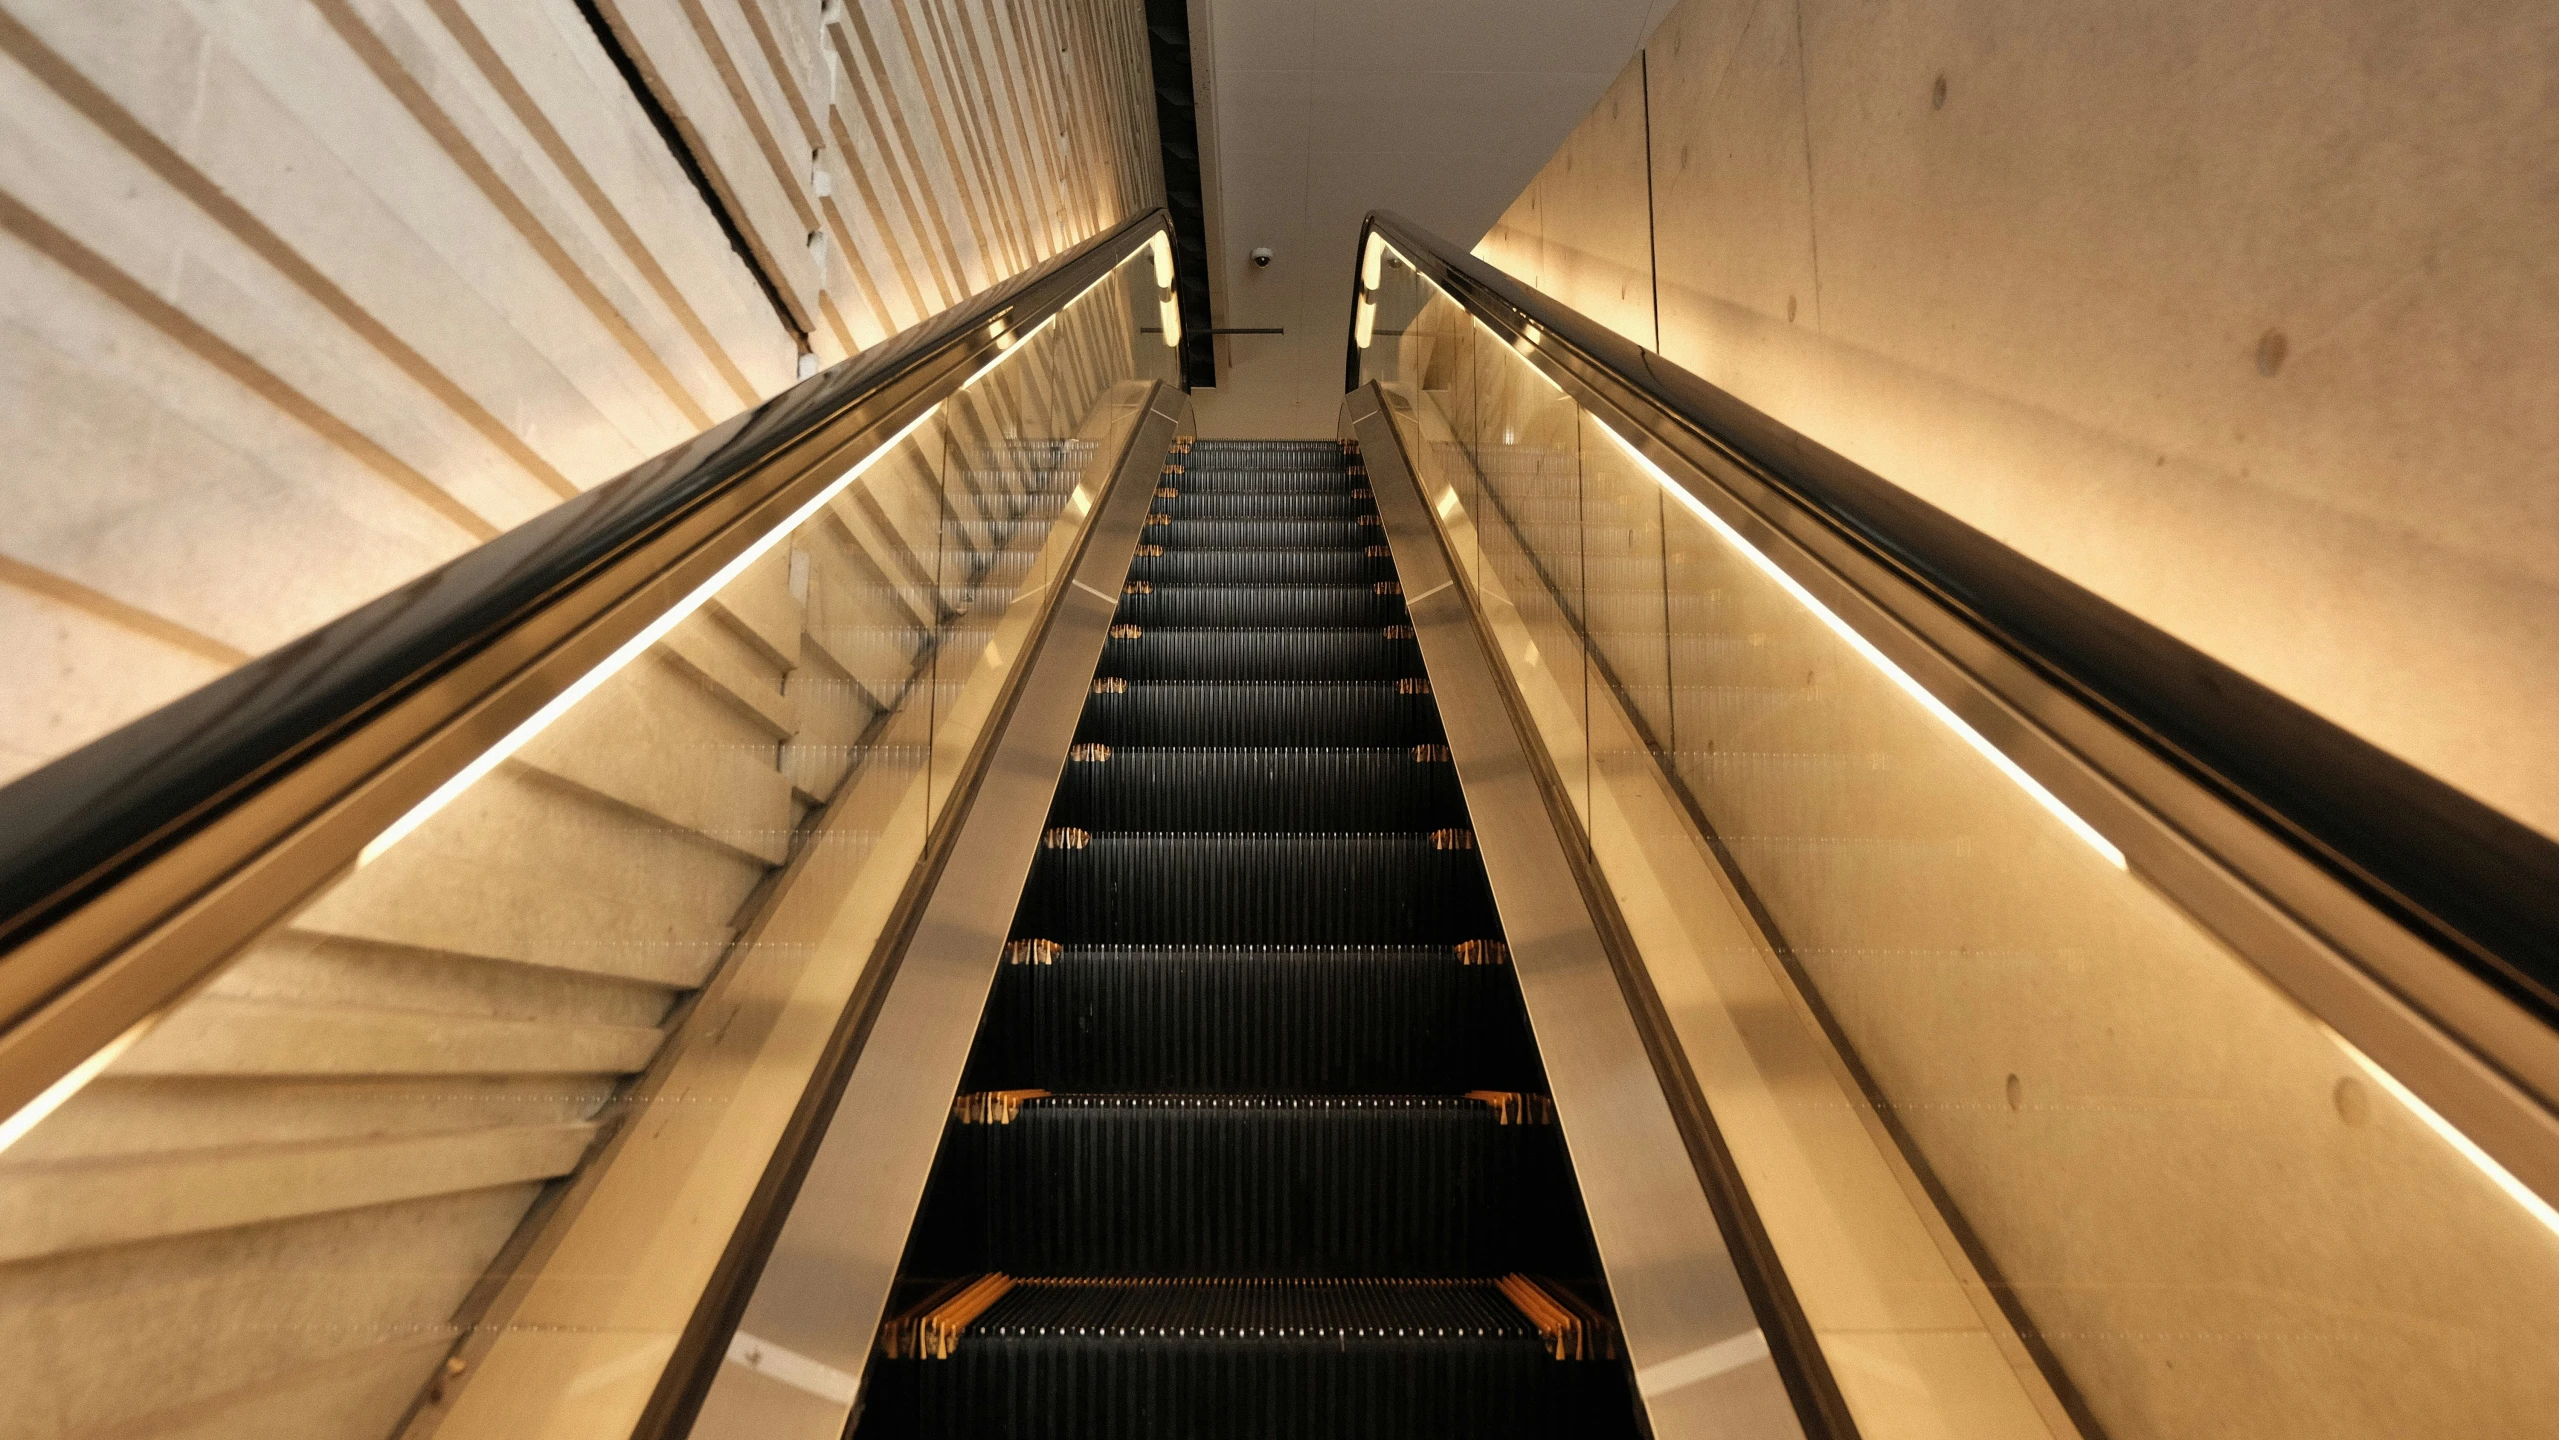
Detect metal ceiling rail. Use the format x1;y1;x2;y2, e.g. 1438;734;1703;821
0;207;1176;1134
1343;208;2559;1214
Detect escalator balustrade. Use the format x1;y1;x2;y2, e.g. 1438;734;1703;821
856;439;1643;1439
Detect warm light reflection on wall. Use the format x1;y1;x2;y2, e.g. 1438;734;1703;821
1439;293;2127;870
1386;255;2559;1247
1584;407;2127;870
2329;1027;2559;1241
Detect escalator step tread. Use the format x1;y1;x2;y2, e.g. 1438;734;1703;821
1126;550;1393;584
1116;585;1404;628
1154;493;1371;520
1182;448;1345;465
1140;519;1375;550
866;1280;1626;1440
979;1277;1543;1335
969;945;1538;1094
916;1096;1586;1276
1017;833;1495;945
866;439;1640;1440
1158;469;1355;492
1099;630;1420;683
1074;684;1443;748
1051;748;1463;831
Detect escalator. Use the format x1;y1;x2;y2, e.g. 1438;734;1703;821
856;438;1635;1438
2;198;2556;1440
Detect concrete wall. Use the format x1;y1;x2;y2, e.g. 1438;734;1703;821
1476;0;2559;841
0;0;1161;787
0;255;1164;1440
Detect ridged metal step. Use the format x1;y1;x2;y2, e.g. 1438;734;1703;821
1139;518;1375;550
1017;832;1496;945
1115;584;1405;628
1073;682;1443;748
967;944;1535;1094
1153;492;1371;520
1097;628;1421;682
861;438;1632;1440
865;1278;1626;1440
1126;548;1394;584
918;1093;1584;1276
1050;748;1464;831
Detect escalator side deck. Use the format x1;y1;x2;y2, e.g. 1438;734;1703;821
858;439;1641;1440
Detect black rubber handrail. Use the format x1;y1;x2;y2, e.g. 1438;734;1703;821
1347;207;2559;1049
0;209;1169;1077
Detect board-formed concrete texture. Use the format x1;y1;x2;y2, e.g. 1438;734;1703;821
0;223;1159;1437
1479;0;2559;847
0;0;1163;787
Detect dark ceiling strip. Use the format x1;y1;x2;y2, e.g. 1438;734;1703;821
1141;0;1216;388
573;0;808;351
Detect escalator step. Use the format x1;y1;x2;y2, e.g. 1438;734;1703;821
968;945;1536;1094
1154;493;1368;520
1051;749;1463;831
1161;467;1351;493
865;1279;1624;1440
1184;446;1344;467
860;437;1642;1440
1017;834;1495;945
1125;549;1393;585
1189;441;1343;457
1074;683;1443;748
1099;629;1419;682
1140;518;1374;550
923;1096;1584;1276
1116;585;1403;628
